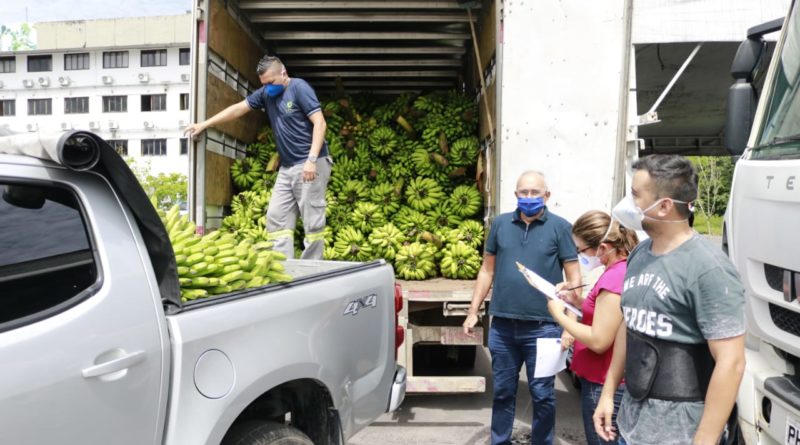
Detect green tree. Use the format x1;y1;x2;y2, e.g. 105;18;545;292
125;158;187;211
0;24;35;51
688;155;734;234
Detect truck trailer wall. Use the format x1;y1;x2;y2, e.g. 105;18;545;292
497;0;632;222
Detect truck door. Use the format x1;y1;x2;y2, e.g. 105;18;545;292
0;167;167;445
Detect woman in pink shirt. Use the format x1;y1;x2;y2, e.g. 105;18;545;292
548;211;638;445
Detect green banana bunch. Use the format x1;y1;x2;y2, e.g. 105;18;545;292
405;177;445;212
368;223;406;261
449;185;482;217
394;242;437;280
230;157;264;191
350;202;386;233
440;241;482;279
393;207;432;239
333;227;373;261
448;136;480;166
159;205;292;302
338;180;369;206
426;201;463;229
368;126;398;157
369;182;402;214
448;219;485;249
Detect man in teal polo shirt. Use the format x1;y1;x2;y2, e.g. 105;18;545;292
464;170;581;445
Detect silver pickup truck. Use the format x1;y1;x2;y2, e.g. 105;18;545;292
0;131;406;445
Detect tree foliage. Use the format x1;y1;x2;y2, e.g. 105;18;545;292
688;156;734;234
125;158;188;211
0;24;35;51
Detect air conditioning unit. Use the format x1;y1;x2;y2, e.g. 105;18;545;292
0;80;4;89
143;120;154;129
88;121;100;130
180;73;190;82
38;77;50;87
138;73;149;83
23;79;35;88
26;123;38;132
60;122;73;130
58;76;71;87
108;120;119;129
101;75;114;85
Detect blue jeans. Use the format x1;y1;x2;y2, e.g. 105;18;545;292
579;378;627;445
488;317;562;445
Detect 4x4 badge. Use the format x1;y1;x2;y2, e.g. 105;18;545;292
344;294;378;316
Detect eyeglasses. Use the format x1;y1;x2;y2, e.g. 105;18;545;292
515;189;545;197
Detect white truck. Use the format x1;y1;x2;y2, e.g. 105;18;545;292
0;131;405;445
725;5;800;445
186;0;635;394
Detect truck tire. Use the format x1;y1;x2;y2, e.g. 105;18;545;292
222;421;314;445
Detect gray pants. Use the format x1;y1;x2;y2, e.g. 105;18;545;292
266;157;332;260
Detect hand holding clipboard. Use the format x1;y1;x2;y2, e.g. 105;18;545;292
515;261;582;316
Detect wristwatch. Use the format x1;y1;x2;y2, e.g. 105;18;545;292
307;154;318;163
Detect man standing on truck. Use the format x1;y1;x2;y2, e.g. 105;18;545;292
593;154;745;445
463;171;581;445
184;55;330;260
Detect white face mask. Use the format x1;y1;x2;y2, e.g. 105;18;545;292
611;194;692;232
577;223;613;271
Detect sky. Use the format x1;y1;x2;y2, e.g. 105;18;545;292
4;0;191;25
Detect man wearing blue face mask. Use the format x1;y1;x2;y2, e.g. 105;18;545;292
184;55;330;260
463;170;581;445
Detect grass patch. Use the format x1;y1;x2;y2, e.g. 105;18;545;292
693;213;723;236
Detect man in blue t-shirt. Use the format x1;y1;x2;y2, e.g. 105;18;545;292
463;171;581;445
185;55;330;260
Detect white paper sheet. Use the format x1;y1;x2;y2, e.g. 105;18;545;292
534;338;568;378
515;261;582;316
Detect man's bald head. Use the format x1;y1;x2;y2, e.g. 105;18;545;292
516;171;547;192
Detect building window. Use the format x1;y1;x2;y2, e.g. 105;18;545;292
28;98;52;115
0;56;15;73
141;49;167;67
64;53;90;70
103;51;129;69
102;95;127;113
179;93;189;111
179;48;190;66
180;138;189;155
0;100;15;116
27;55;53;72
141;94;166;112
107;140;128;156
64;97;89;114
142;139;167;156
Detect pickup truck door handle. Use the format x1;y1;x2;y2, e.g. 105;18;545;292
82;350;146;378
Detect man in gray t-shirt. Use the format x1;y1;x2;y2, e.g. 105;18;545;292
594;155;745;445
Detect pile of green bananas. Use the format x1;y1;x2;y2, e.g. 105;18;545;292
224;90;488;280
160;205;291;302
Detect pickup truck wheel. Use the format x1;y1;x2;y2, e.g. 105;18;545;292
222;421;314;445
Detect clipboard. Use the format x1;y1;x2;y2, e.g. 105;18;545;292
515;261;582;316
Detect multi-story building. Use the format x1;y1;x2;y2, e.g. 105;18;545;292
0;14;191;176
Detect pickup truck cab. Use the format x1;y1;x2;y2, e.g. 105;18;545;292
0;131;405;445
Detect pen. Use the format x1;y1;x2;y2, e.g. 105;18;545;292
564;284;588;292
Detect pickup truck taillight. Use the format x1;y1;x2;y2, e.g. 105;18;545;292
394;283;405;358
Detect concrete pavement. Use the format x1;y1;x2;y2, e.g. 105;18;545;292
349;346;585;445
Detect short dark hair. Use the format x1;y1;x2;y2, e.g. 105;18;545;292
632;154;698;218
256;55;283;75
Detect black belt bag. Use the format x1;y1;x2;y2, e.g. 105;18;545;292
625;329;715;402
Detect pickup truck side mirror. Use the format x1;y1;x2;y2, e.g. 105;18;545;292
2;184;46;209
